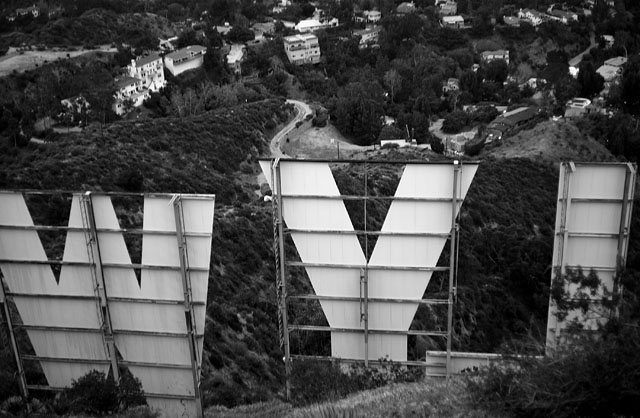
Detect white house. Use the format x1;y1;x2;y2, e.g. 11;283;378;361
550;9;578;24
164;45;207;76
294;18;338;33
283;34;321;65
227;44;245;74
597;56;627;82
481;49;510;65
113;76;148;115
442;15;464;28
518;8;543;26
127;53;166;93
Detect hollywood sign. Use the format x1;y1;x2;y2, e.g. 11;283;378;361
0;160;635;414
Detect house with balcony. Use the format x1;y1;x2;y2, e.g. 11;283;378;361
481;49;510;65
283;34;321;65
164;45;207;76
113;76;148;115
127;53;166;93
353;26;381;49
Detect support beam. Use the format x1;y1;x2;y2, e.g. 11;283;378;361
0;284;29;401
274;160;292;401
446;161;460;380
80;192;120;383
172;196;204;418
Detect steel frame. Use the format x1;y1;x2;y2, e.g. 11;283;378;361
0;190;211;416
546;162;636;352
269;159;465;396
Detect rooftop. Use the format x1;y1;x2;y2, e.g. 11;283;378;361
442;15;464;22
116;76;142;89
133;53;162;67
284;33;318;43
165;45;207;62
604;56;627;67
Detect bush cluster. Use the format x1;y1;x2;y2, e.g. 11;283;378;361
290;358;423;406
53;369;147;415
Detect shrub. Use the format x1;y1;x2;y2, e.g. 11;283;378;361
54;369;147;415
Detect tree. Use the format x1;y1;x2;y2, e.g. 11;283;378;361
442;110;470;133
332;81;385;145
384;69;402;103
483;60;509;83
577;61;605;98
377;125;405;142
177;28;199;49
621;56;640;115
227;26;255;43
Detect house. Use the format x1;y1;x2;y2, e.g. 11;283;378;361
503;16;520;26
364;10;381;22
283;34;321;65
113;76;148;115
295;18;338;33
396;2;416;14
602;34;614;49
518;8;543;26
227;44;245;74
485;106;538;142
597;56;627;82
353;26;381;48
442;15;464;28
60;95;89;115
164;45;207;76
215;22;233;36
127;53;166;93
16;4;39;18
481;49;510;65
550;9;578;24
442;78;460;93
565;97;593;119
159;36;178;51
439;1;458;16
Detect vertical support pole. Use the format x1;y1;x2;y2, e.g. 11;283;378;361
274;161;291;401
173;196;204;418
446;161;460;380
363;163;369;367
614;163;636;309
82;193;120;383
0;284;29;401
549;162;574;352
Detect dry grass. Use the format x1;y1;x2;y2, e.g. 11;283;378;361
206;378;506;418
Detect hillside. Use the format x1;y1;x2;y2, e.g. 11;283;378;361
2;100;639;413
1;9;176;49
484;119;617;162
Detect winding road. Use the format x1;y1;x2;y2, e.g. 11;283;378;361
269;99;312;157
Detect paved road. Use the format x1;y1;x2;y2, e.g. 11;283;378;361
269;99;312;157
569;31;596;67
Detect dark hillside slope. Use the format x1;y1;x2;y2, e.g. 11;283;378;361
2;103;640;407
